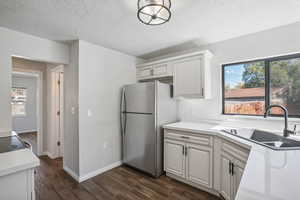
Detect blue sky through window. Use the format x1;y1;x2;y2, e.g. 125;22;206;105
224;64;244;88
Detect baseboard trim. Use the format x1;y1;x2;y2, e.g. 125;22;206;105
63;165;80;182
44;151;56;159
78;161;122;182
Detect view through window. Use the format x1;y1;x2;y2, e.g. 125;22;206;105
11;87;27;116
223;54;300;117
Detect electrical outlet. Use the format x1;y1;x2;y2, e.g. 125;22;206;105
71;107;75;115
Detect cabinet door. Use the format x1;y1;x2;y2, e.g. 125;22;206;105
173;56;203;98
219;153;232;200
0;170;30;200
137;67;153;79
164;139;186;178
186;143;213;188
153;63;168;76
233;159;246;198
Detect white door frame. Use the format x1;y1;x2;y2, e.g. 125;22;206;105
12;69;43;156
50;65;64;158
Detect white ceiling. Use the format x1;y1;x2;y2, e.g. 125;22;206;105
1;0;300;58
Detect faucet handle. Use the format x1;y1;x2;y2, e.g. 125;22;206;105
293;124;300;135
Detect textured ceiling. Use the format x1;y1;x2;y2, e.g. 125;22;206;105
0;0;300;57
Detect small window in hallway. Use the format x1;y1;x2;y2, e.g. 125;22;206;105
11;87;27;116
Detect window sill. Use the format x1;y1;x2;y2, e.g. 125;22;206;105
222;114;300;123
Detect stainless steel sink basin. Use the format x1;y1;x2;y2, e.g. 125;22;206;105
221;128;300;150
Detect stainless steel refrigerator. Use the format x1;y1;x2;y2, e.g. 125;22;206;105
120;81;177;177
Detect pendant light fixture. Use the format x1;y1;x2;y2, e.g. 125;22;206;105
137;0;171;25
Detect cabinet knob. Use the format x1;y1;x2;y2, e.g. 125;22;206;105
150;69;154;76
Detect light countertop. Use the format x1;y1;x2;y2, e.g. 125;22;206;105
0;131;40;177
164;121;300;200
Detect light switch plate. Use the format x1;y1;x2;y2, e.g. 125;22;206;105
88;109;92;117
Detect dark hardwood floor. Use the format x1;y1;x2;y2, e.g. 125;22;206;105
35;156;220;200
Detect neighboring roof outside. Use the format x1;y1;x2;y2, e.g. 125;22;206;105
225;87;283;99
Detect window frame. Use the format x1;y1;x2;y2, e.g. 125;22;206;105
11;87;27;117
222;53;300;118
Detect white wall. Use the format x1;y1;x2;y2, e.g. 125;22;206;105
0;27;69;132
178;22;300;129
64;41;80;176
12;75;37;133
78;40;136;178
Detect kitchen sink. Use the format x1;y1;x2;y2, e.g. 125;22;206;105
221;128;300;150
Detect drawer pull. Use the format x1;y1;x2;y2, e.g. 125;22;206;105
181;136;190;139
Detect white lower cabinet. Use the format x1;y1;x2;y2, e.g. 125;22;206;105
186;143;213;188
0;168;35;200
164;129;249;200
164;130;213;191
219;153;232;200
233;159;246;198
219;141;248;200
164;139;186;178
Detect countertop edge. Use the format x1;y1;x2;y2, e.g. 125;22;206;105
0;159;39;177
0;149;40;177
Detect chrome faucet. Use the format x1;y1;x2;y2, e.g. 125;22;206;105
264;105;294;137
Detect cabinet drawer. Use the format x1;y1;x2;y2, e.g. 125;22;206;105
164;130;213;146
221;140;249;163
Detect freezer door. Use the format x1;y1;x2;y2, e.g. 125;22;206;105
123;113;156;176
124;82;155;114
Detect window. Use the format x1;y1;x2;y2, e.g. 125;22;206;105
222;54;300;117
11;87;27;116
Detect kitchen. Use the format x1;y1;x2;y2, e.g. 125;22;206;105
0;1;300;200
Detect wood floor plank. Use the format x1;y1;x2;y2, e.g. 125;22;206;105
35;157;220;200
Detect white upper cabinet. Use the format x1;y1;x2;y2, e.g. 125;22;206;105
173;56;203;98
136;51;213;98
136;62;173;81
152;63;170;76
136;67;153;80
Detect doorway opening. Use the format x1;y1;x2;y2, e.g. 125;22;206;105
12;71;39;155
11;56;64;159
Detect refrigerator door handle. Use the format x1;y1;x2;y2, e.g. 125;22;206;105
124;90;127;135
120;88;126;159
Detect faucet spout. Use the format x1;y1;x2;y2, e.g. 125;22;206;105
264;105;291;137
